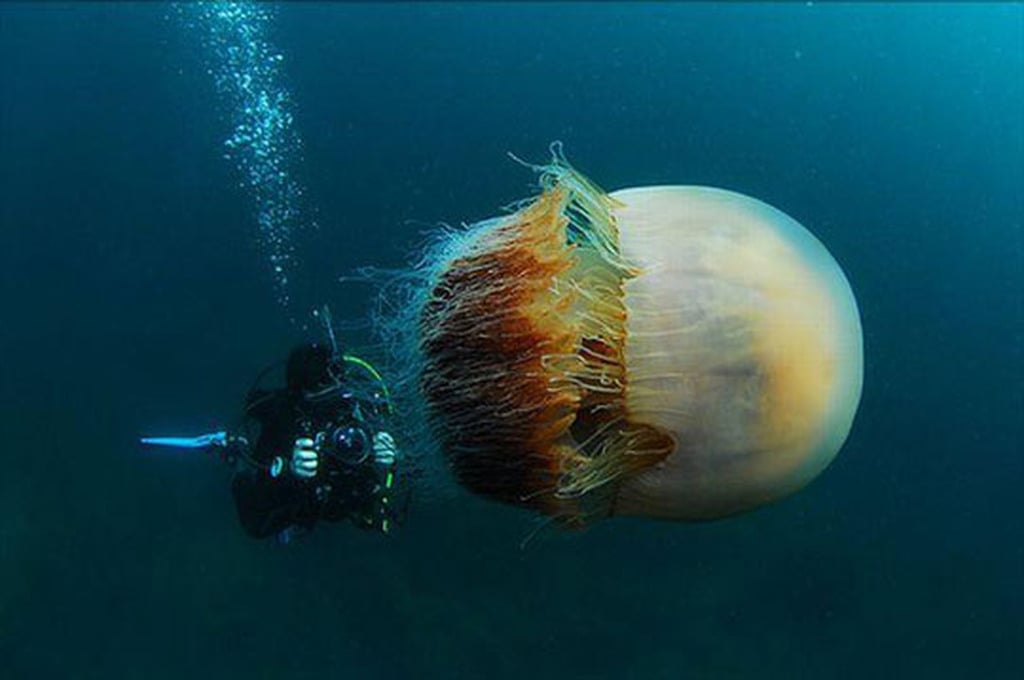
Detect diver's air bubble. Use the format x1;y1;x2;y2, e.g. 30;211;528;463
176;2;311;313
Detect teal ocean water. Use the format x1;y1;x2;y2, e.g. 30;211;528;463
1;3;1020;678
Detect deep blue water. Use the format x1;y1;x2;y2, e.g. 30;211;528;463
1;3;1021;678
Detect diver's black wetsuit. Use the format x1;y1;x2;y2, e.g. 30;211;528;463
230;345;381;540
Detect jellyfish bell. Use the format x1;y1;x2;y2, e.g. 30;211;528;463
610;185;863;520
392;152;862;525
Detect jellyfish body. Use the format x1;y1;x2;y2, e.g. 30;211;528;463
405;157;862;524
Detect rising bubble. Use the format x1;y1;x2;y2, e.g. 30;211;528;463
176;2;309;313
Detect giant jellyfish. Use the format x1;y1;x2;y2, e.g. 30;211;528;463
381;150;862;526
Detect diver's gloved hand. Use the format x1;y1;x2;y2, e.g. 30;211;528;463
372;431;398;466
290;438;318;478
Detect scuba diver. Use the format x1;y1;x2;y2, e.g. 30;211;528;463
142;308;405;542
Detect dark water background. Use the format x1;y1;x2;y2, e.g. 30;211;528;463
1;3;1021;678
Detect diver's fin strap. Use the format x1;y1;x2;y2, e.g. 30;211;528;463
140;431;229;449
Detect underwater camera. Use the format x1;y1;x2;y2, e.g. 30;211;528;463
314;423;372;466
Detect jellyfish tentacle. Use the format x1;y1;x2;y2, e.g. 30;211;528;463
417;154;672;524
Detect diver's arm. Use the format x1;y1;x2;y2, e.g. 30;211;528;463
365;431;402;533
231;469;315;539
231;434;325;539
